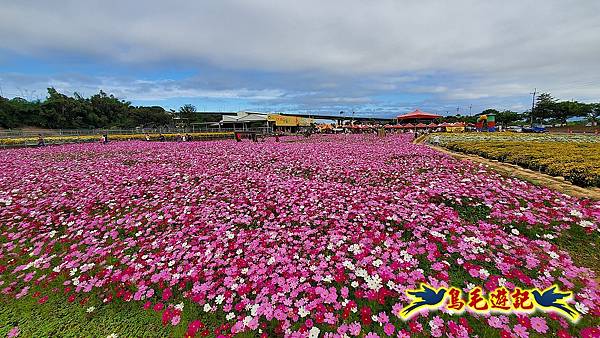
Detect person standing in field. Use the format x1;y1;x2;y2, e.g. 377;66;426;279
37;134;45;147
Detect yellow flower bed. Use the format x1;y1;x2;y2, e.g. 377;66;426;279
0;132;234;146
442;140;600;187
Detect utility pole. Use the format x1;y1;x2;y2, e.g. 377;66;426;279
469;105;472;115
530;88;537;126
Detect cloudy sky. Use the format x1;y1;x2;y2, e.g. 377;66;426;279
1;0;599;117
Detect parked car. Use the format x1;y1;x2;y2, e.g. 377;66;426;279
506;126;523;132
522;125;547;133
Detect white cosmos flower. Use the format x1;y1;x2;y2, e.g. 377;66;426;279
570;210;583;218
354;268;367;278
365;274;382;291
579;220;594;228
575;302;589;315
342;261;355;270
308;326;320;338
298;306;309;318
226;312;235;320
86;306;95;313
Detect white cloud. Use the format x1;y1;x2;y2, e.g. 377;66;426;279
1;0;600;111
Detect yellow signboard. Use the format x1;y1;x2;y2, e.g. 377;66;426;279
446;126;465;133
268;114;314;127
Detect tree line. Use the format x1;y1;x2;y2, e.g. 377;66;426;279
443;93;600;127
2;88;599;129
0;88;221;129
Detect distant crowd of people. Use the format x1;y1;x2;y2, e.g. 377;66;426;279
34;130;309;148
146;133;193;142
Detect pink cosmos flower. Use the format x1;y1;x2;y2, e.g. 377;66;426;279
530;317;548;334
383;323;394;336
347;322;361;336
1;135;599;337
580;327;600;338
513;324;529;338
7;326;20;338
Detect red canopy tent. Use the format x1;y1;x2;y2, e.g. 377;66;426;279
415;123;427;128
397;109;442;121
402;123;415;128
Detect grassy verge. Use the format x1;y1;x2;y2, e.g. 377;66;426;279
0;293;174;337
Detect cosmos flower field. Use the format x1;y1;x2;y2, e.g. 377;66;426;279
1;134;599;337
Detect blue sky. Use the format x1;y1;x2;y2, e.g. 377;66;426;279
1;0;599;118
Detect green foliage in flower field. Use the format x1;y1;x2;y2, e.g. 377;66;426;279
0;293;173;337
0;293;259;338
551;223;600;273
435;133;600;187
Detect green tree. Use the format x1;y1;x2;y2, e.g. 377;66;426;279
589;103;600;125
40;88;71;128
0;89;174;129
533;93;557;122
495;110;524;127
553;101;588;125
179;104;197;121
481;109;499;116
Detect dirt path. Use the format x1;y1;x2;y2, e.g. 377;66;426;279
424;142;600;200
